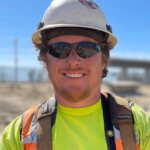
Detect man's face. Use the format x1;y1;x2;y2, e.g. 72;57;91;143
45;35;105;105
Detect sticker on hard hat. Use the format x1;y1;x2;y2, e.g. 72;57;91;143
79;0;98;9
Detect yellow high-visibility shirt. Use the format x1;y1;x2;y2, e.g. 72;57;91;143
1;100;150;150
52;100;107;150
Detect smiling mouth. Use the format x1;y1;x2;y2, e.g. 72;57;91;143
64;73;85;78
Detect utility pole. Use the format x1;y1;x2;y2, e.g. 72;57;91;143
14;39;18;84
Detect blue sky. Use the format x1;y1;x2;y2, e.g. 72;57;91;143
0;0;150;67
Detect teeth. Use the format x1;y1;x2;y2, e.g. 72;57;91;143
65;74;83;78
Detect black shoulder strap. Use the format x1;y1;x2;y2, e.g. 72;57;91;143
101;94;116;150
102;93;136;150
37;98;56;150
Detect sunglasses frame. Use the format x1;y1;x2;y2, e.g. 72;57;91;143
47;41;104;59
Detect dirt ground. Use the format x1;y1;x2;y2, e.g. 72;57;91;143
0;82;150;135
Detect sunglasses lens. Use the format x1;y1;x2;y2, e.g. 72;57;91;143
77;42;102;58
48;42;71;58
48;42;102;59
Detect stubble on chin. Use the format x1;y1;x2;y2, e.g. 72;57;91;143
55;87;91;104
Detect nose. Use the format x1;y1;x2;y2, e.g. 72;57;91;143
66;49;81;66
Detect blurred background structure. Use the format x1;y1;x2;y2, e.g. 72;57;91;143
0;0;150;135
0;57;150;84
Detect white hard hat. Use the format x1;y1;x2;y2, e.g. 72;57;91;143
32;0;117;49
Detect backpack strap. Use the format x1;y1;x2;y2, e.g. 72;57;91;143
37;97;56;150
103;93;136;150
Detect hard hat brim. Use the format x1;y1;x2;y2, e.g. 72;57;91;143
32;24;117;49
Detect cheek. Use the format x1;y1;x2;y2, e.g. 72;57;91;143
95;63;104;77
45;54;58;76
45;55;52;72
45;54;64;80
89;55;105;75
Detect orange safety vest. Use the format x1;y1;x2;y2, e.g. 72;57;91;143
20;95;141;150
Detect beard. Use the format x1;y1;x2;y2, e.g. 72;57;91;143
54;84;91;103
61;87;91;103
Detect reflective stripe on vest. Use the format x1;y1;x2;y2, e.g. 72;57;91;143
20;98;140;150
115;139;140;150
114;127;140;150
21;105;39;150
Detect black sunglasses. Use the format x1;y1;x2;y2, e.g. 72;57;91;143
48;41;103;59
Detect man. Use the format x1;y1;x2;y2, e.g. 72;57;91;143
0;0;150;150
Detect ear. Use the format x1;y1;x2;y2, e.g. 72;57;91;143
102;61;107;70
102;68;108;78
101;58;107;70
101;54;109;78
102;53;109;69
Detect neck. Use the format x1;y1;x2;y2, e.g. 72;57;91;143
55;91;101;108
